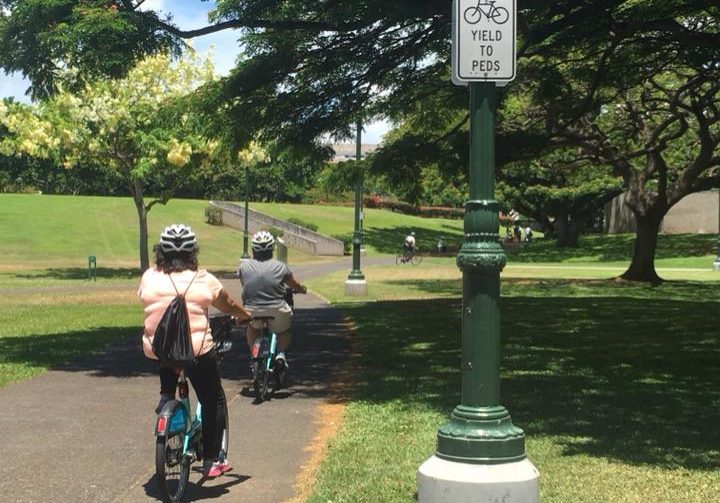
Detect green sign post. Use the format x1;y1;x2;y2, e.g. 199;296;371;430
88;255;97;282
418;1;538;501
714;188;720;271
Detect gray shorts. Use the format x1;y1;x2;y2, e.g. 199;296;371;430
249;303;293;334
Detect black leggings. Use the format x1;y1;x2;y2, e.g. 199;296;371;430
159;351;226;461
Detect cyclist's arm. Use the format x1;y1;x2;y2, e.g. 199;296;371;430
284;273;307;294
213;289;252;320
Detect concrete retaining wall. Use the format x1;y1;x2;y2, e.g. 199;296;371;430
210;201;345;256
605;190;720;234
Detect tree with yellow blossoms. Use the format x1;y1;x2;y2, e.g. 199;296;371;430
0;52;219;271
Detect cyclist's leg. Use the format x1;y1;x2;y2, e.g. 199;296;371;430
186;351;226;470
156;365;179;413
269;304;293;353
246;324;260;349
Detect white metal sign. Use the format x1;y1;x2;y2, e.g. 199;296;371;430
452;0;516;84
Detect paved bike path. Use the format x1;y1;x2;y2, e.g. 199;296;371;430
0;257;388;503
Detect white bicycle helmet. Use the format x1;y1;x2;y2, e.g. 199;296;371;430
252;230;275;252
159;224;197;253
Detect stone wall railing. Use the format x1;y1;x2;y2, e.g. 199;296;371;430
210;201;345;256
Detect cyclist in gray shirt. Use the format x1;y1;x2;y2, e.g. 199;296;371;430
238;230;306;370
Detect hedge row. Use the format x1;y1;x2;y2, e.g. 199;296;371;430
363;195;463;219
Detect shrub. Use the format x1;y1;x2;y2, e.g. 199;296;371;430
204;205;223;225
287;217;319;232
267;226;285;238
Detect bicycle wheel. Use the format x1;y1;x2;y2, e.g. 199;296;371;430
274;364;286;392
260;368;271;401
252;360;262;399
396;254;404;265
411;253;422;265
155;405;190;503
491;6;509;24
463;6;481;24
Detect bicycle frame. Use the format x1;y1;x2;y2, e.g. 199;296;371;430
250;316;285;402
252;327;278;371
155;372;203;460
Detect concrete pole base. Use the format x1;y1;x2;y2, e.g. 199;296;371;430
418;455;539;503
713;259;720;271
344;279;368;296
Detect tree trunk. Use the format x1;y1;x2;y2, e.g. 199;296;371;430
130;180;150;272
620;213;663;283
554;208;583;247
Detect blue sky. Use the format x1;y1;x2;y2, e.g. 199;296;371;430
0;0;389;143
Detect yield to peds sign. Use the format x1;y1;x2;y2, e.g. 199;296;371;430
452;0;516;84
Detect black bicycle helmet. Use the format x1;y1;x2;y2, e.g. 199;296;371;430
252;230;275;252
159;224;197;253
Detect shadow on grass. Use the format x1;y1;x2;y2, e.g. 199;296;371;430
506;233;718;263
339;281;720;470
353;226;464;255
12;267;141;280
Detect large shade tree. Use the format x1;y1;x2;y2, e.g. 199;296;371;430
1;1;719;280
0;52;220;270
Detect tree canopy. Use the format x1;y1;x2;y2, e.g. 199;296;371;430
0;51;219;270
2;0;719;280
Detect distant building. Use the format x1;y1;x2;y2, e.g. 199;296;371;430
328;143;379;163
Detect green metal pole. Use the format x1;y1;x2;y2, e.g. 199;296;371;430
348;119;365;280
242;164;250;259
714;188;720;270
435;82;525;464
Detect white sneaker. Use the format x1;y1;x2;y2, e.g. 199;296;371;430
275;352;289;371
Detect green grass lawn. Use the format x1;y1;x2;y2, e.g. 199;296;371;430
252;201;465;254
0;287;139;387
505;233;718;270
306;268;720;503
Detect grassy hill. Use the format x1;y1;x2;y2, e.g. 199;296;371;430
0;194;465;271
252;201;464;254
0;194;247;270
2;194;717;274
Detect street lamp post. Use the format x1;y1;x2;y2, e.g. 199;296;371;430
417;82;538;502
241;163;250;260
345;119;367;296
714;188;720;271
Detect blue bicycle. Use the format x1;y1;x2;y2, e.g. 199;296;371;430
153;315;233;503
249;315;286;403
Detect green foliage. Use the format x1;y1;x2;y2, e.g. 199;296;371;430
286;217;318;232
267;226;284;238
0;51;220;269
204;205;223;225
0;0;183;100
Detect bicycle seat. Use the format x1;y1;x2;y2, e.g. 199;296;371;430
251;315;275;323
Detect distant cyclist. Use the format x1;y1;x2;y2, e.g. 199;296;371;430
238;231;307;372
403;231;417;257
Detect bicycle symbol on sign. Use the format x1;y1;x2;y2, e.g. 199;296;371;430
463;0;509;25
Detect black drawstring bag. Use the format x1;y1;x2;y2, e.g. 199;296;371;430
152;272;198;368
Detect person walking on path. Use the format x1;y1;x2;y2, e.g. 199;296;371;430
139;224;251;477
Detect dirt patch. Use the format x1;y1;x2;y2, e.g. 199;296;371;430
282;316;361;503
